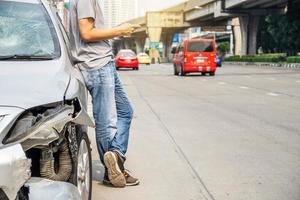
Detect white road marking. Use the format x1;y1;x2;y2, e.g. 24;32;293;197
267;92;280;97
268;78;276;81
296;80;300;83
239;86;249;89
218;82;226;85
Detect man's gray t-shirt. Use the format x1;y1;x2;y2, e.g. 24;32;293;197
69;0;113;71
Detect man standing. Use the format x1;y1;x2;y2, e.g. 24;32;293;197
69;0;140;187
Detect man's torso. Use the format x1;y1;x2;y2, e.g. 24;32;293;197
69;0;113;71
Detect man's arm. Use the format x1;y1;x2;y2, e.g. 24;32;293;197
79;18;139;42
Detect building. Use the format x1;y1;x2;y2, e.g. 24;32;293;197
103;0;138;28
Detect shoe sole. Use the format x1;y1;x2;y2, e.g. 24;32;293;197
126;180;140;186
104;152;126;187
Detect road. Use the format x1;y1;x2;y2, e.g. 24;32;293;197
89;63;300;200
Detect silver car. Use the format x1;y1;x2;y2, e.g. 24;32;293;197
0;0;94;199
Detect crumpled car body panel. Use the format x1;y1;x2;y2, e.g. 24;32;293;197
0;144;31;200
26;178;81;200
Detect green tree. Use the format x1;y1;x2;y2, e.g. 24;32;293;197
217;41;230;55
264;1;300;56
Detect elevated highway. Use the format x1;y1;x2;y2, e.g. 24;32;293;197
114;0;294;61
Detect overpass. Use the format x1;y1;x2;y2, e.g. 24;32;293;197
114;0;292;61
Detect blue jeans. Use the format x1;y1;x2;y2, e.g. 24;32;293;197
81;62;133;162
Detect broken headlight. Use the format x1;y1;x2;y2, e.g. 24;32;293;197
3;105;74;150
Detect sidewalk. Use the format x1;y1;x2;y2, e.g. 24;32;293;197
223;61;300;69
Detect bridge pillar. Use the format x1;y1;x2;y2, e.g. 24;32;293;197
161;32;174;62
232;18;242;55
124;40;131;50
248;16;260;55
233;16;260;55
239;16;249;55
123;39;136;51
148;27;162;43
135;38;146;54
113;39;126;55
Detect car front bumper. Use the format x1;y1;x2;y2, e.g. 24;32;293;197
0;144;82;200
0;144;31;199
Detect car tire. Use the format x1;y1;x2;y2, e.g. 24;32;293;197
174;65;179;75
136;67;139;70
180;66;186;76
70;126;92;200
209;72;215;76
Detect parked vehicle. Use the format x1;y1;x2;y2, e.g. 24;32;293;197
216;55;222;67
115;49;139;70
137;53;151;65
172;38;217;76
0;0;94;199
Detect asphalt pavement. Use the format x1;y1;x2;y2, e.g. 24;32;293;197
89;63;300;200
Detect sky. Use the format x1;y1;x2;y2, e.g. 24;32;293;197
138;0;186;16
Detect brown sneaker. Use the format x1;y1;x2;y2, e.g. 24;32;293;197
103;151;126;187
123;170;140;186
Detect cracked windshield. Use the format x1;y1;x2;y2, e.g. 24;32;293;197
0;1;59;57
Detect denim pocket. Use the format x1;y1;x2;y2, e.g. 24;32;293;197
81;69;101;89
81;64;115;89
98;64;115;86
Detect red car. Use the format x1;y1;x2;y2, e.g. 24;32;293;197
115;49;139;70
172;38;217;76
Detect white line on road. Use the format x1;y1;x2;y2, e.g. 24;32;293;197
239;86;249;89
218;82;226;85
296;80;300;83
268;78;276;81
267;92;281;97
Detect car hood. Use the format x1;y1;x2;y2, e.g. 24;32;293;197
0;60;70;109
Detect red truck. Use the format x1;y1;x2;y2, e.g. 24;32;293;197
172;38;217;76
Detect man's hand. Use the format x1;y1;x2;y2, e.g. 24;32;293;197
79;18;141;43
116;23;141;36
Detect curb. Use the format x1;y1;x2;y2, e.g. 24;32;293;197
223;62;300;69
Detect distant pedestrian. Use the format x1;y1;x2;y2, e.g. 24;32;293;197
69;0;140;187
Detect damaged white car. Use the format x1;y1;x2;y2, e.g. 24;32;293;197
0;0;94;199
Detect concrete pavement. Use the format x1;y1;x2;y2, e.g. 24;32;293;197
90;64;300;200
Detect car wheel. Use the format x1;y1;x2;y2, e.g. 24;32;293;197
209;72;215;76
174;65;179;75
202;72;206;76
70;127;92;200
180;66;186;76
136;67;139;70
